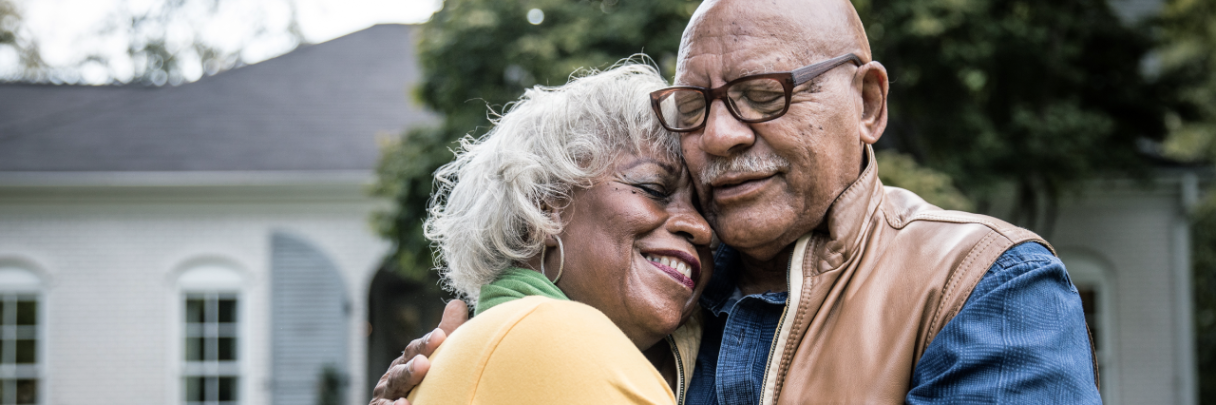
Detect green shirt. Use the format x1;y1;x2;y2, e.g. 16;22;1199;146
475;267;568;316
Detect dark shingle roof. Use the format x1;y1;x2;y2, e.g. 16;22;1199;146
0;24;437;172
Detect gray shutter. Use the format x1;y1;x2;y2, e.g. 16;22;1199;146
270;231;350;405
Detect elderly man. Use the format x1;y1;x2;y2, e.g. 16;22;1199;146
373;0;1101;403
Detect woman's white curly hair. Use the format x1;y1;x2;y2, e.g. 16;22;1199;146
424;60;678;304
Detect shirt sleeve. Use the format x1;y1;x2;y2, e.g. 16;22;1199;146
906;242;1103;404
472;299;677;405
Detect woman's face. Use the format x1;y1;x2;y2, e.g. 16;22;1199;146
551;147;714;350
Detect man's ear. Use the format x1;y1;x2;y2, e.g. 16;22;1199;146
856;61;889;145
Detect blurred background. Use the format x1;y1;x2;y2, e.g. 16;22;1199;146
0;0;1213;404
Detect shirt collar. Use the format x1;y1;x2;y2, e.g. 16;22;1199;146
700;245;788;316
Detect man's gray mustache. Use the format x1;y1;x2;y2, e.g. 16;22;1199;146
700;152;792;187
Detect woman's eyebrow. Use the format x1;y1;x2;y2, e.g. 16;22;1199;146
619;158;678;174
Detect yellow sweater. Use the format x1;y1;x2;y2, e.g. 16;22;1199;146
407;295;676;405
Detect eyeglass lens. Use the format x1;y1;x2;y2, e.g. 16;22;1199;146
656;90;707;130
655;77;787;131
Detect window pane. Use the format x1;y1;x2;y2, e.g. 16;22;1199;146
14;340;33;364
185;337;204;361
185;299;205;324
218;377;237;401
1078;287;1099;350
14;302;34;327
205;377;217;401
217;337;236;361
14;379;34;405
218;299;237;324
184;377;204;402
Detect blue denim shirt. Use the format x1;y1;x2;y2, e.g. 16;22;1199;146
686;242;1101;405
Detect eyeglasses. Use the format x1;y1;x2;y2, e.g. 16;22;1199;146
650;53;863;132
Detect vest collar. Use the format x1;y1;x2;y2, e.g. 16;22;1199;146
812;144;885;273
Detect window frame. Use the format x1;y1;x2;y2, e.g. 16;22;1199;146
1058;249;1119;405
173;262;248;405
0;264;45;405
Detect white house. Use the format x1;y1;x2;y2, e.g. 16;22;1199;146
986;170;1208;405
0;24;434;405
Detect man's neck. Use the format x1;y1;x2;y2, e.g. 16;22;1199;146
735;243;796;296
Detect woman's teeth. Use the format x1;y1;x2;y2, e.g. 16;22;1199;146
646;254;692;279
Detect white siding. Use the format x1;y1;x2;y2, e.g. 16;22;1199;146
997;177;1194;405
0;182;388;405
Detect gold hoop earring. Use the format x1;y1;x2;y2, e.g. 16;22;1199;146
540;235;565;284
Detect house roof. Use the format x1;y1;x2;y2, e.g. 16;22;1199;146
0;24;437;172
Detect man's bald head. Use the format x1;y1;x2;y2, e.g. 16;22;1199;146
678;0;871;80
670;0;889;263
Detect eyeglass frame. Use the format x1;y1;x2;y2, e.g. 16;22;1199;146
649;53;864;133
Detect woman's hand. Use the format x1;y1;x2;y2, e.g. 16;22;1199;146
369;300;469;405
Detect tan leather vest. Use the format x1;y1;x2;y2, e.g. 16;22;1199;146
756;146;1060;404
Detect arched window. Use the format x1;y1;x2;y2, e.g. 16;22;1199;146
0;264;43;405
1058;249;1118;404
177;263;245;405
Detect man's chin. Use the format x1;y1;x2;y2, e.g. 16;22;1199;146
709;202;816;259
712;216;784;253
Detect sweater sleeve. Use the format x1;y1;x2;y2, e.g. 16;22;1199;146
472;298;676;405
408;296;676;405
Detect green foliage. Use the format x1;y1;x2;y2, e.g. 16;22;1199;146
315;364;347;405
375;0;1169;279
876;149;973;211
1158;0;1216;164
853;0;1165;230
0;0;43;80
1155;1;1216;402
371;127;460;281
0;0;15;46
1194;194;1216;403
120;0;305;86
370;0;700;280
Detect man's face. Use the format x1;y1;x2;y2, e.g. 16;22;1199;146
675;4;867;262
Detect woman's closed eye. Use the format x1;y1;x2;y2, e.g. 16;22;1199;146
635;183;671;200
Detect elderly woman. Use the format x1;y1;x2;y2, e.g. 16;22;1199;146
401;63;713;404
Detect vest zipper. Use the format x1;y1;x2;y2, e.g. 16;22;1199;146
667;335;686;405
756;246;797;405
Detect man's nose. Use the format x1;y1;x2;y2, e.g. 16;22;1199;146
699;98;756;156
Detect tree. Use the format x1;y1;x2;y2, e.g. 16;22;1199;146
854;0;1166;233
370;0;701;281
113;0;305;86
0;0;43;81
0;0;303;85
1155;0;1216;401
374;0;1166;280
1159;0;1216;163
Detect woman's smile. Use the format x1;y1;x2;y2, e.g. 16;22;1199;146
641;249;701;290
